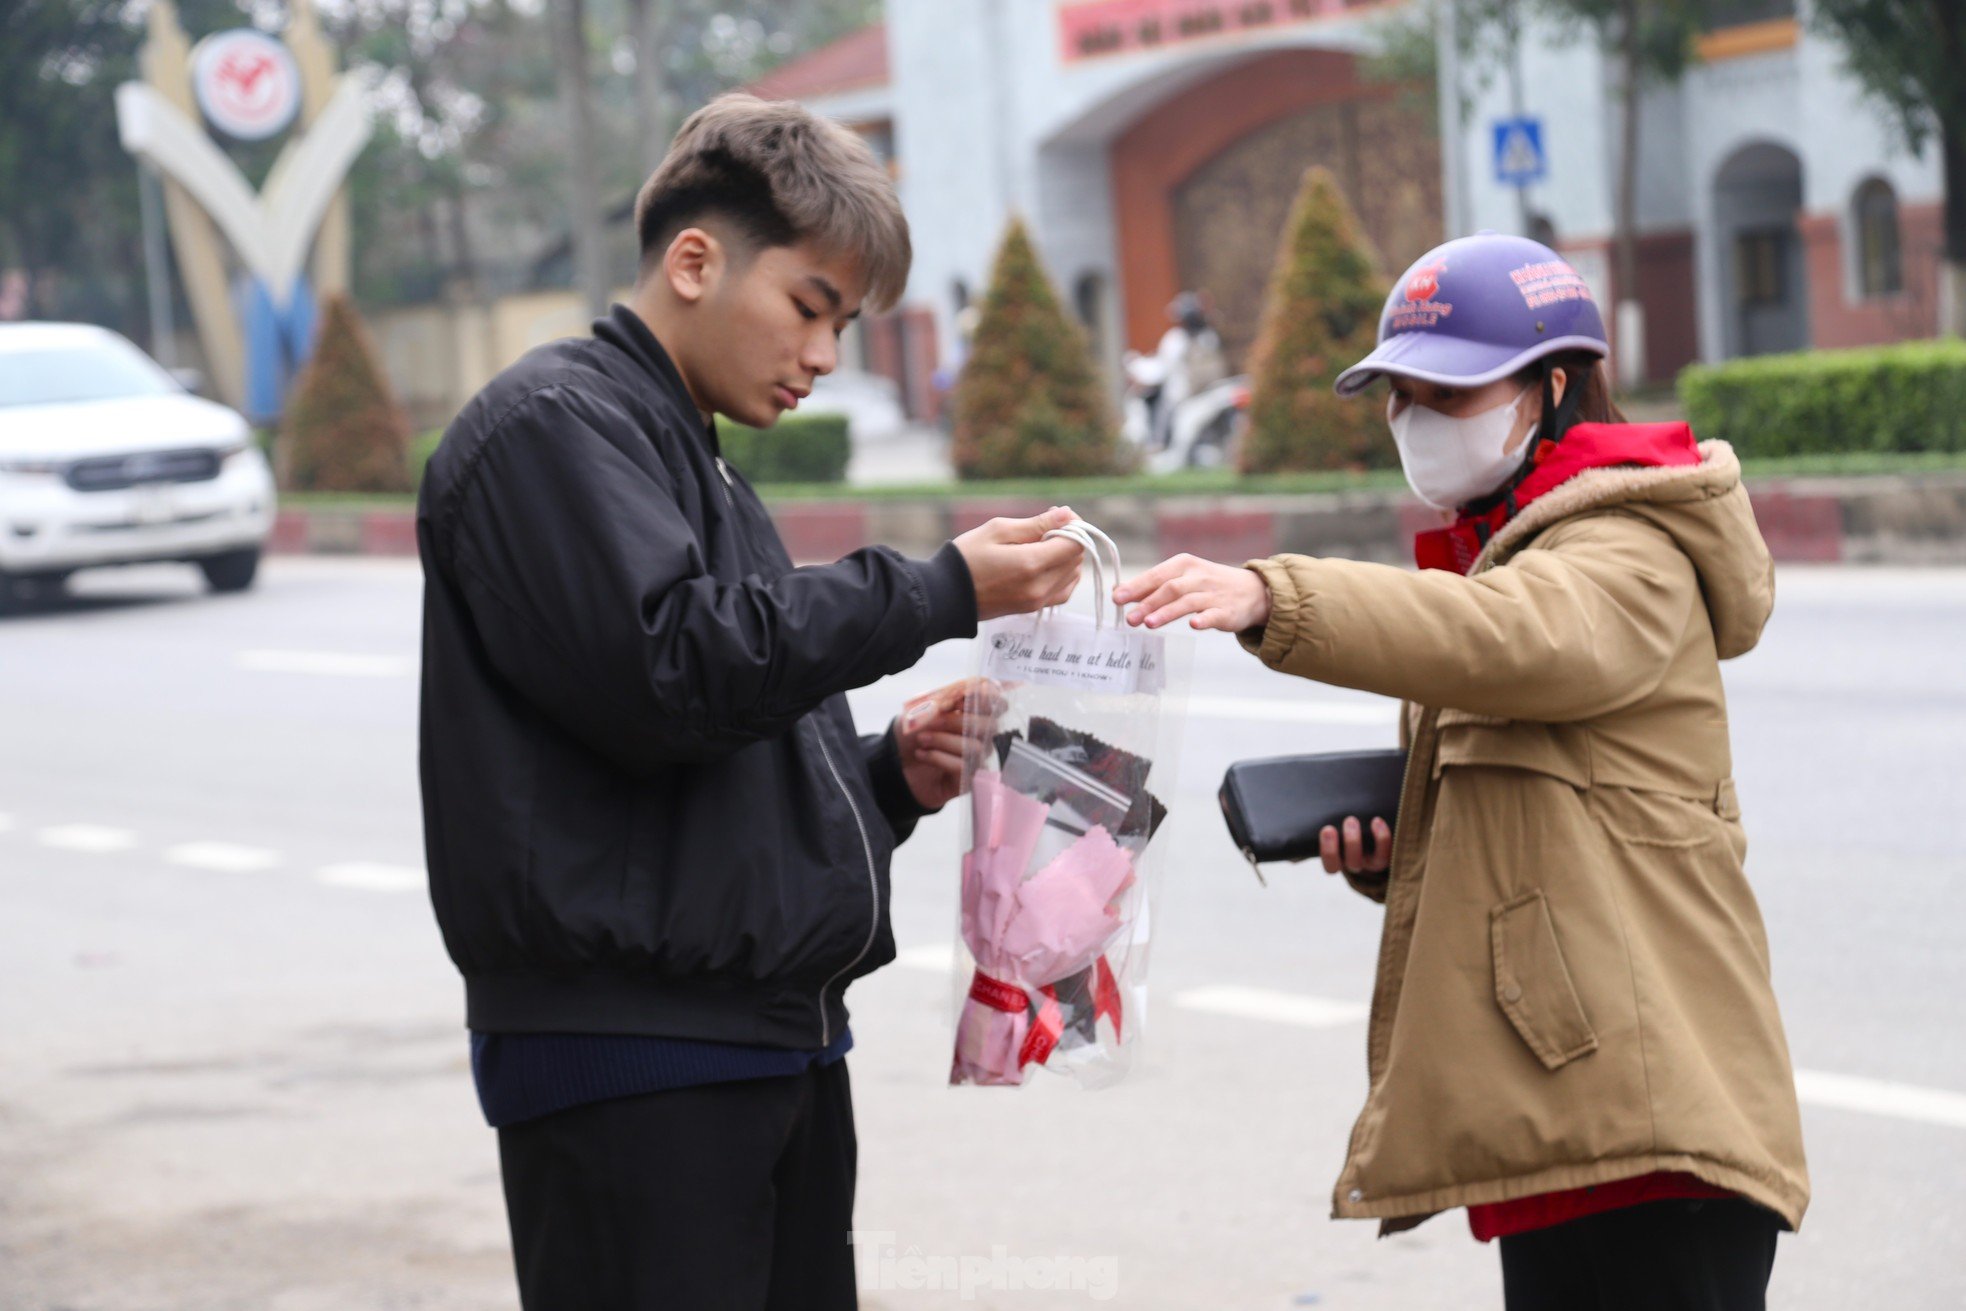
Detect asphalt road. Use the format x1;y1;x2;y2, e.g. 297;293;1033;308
2;556;1962;1309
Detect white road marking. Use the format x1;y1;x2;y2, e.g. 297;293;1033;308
0;812;13;832
316;862;426;893
164;841;283;873
20;796;1966;1135
37;825;139;854
894;943;957;973
237;649;415;679
1174;984;1371;1028
1794;1068;1966;1131
1174;983;1966;1132
1184;694;1396;726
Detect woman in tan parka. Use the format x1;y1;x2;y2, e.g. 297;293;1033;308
1115;235;1807;1311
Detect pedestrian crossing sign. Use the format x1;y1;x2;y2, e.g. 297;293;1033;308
1493;117;1547;186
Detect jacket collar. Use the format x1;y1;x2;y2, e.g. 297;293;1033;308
1415;422;1703;575
1470;438;1744;572
592;303;720;453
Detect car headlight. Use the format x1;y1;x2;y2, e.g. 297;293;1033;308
0;458;68;476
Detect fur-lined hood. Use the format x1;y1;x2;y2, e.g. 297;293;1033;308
1473;440;1776;660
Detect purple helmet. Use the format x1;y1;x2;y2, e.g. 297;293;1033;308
1333;233;1608;398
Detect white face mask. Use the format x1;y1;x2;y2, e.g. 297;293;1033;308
1387;387;1534;512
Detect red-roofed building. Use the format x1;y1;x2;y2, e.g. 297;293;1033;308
748;23;890;104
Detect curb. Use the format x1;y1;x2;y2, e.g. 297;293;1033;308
269;475;1966;568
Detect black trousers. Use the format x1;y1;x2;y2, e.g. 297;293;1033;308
1500;1198;1782;1311
497;1059;858;1311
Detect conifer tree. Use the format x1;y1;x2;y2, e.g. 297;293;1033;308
1239;167;1388;473
952;218;1121;480
281;293;414;493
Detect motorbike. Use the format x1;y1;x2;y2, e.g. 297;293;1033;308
1121;350;1250;473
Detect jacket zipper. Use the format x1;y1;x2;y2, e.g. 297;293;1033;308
716;450;872;1046
809;715;880;1048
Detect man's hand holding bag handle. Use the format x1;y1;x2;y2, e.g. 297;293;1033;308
1218;749;1405;885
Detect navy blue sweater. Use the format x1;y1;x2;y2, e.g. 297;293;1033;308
472;1029;854;1128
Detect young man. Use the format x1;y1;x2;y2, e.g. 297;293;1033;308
415;95;1084;1309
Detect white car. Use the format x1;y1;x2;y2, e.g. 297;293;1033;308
0;322;275;607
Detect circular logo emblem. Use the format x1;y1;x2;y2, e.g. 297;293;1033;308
192;30;301;141
1404;261;1447;304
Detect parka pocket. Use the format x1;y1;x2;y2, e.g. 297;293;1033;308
1490;890;1599;1071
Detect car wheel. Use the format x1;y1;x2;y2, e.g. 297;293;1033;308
200;547;261;594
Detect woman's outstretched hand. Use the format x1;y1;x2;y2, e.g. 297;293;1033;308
1113;554;1273;632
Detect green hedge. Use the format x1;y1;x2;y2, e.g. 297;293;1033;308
406;416;850;491
720;413;851;484
412;429;443;487
1678;340;1966;458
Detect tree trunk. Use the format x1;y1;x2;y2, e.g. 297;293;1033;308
550;0;610;317
447;179;479;301
1612;0;1647;385
627;0;678;172
1943;123;1966;338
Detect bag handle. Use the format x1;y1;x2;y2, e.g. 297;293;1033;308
1041;520;1126;630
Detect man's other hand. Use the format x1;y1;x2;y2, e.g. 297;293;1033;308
894;677;1005;812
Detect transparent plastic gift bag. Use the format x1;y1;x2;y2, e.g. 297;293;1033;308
948;522;1190;1089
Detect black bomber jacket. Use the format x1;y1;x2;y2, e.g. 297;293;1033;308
416;305;976;1048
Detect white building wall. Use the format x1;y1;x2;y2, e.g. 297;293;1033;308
886;0;1012;353
1451;21;1615;246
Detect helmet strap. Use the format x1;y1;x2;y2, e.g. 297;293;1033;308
1463;361;1587;521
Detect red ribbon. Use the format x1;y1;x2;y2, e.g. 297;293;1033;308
967;970;1027;1015
1018;986;1064;1069
969;964;1125;1070
1093;955;1124;1042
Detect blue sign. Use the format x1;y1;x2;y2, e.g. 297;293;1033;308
1493;117;1547;187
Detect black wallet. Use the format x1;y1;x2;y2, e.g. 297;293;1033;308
1218;749;1407;882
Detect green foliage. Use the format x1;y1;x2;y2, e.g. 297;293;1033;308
1810;1;1965;158
1440;0;1707;125
1677;340;1966;457
951;219;1123;480
280;294;414;493
411;428;444;488
720;413;851;484
1238;168;1388;474
0;2;893;330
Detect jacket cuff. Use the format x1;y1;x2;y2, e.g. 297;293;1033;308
1238;558;1308;669
863;724;933;841
911;540;979;645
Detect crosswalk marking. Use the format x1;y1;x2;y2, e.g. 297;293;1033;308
236;648;416;678
1794;1068;1966;1131
164;841;283;873
316;862;426;893
1174;984;1370;1029
37;825;139;853
11;808;1966;1134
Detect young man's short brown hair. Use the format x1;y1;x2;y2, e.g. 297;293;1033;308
633;94;912;312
